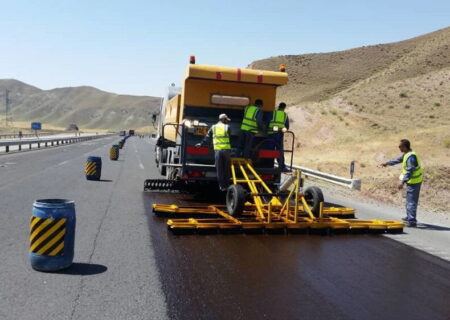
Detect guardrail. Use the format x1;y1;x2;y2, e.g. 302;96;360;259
0;133;36;139
0;134;114;154
292;164;362;190
0;132;60;139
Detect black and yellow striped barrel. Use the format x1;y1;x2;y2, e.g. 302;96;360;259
85;156;102;180
29;199;76;271
110;145;119;160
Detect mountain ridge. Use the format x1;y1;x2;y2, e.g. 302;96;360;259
0;79;161;131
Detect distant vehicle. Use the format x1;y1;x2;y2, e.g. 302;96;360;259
119;131;126;136
129;130;135;136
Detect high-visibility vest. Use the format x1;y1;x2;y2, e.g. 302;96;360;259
400;151;423;184
240;106;259;133
212;122;231;151
268;110;288;134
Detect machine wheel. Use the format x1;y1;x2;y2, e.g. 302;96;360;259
226;184;247;217
304;186;324;217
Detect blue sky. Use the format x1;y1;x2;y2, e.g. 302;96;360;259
0;0;449;97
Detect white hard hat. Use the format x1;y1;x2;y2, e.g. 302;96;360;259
219;113;231;121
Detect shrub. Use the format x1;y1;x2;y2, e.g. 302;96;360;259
388;105;394;109
404;105;411;109
321;110;327;115
330;109;338;116
444;139;450;149
434;102;441;107
399;92;408;98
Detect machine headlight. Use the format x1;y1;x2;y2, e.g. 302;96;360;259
193;120;199;126
273;126;279;132
282;128;287;133
184;120;192;128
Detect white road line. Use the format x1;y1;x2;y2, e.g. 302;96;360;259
57;160;69;166
139;163;145;170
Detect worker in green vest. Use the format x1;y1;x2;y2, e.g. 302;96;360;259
196;113;232;191
380;139;423;227
239;99;264;158
267;102;290;172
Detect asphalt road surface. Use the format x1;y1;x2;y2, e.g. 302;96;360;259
1;137;449;320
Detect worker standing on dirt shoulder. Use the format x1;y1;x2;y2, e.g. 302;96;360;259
239;99;264;158
196;114;232;191
380;139;423;227
268;102;290;172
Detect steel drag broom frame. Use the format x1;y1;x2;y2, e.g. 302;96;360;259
152;159;404;235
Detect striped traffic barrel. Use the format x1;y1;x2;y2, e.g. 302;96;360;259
110;145;119;160
29;199;76;271
85;156;102;180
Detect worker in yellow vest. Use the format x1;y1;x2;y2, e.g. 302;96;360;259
196;114;232;191
267;102;290;172
380;139;423;227
239;99;264;158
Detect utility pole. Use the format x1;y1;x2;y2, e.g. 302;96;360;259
4;89;9;127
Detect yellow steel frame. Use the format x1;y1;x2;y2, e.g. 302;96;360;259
152;158;404;234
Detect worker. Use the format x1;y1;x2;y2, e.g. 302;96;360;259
196;114;232;191
239;99;264;158
267;102;290;172
380;139;423;227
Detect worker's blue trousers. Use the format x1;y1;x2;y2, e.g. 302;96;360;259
215;149;231;190
406;183;421;223
239;130;255;159
268;133;286;169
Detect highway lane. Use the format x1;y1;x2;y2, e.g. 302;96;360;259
1;137;449;320
0;136;167;320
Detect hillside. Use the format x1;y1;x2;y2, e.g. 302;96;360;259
251;27;450;212
0;79;161;131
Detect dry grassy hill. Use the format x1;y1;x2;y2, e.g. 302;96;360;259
252;27;450;212
0;79;161;132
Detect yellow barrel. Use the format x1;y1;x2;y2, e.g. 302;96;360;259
109;145;119;160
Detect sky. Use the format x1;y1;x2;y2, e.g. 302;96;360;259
0;0;449;97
